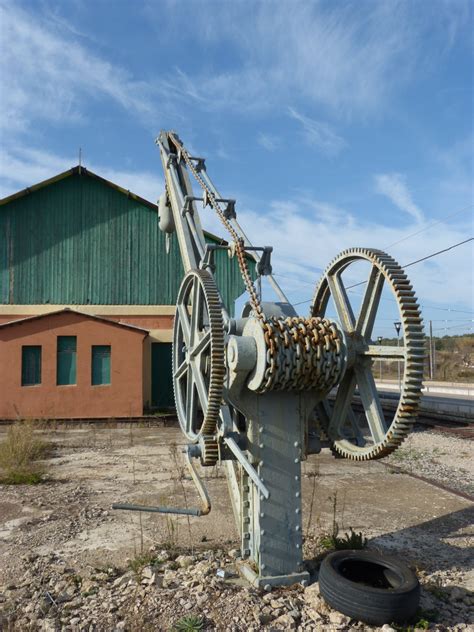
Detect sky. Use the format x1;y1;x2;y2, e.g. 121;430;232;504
0;0;473;337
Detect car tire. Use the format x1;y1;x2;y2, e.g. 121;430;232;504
318;550;420;625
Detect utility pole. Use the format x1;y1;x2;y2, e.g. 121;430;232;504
429;320;433;380
378;336;383;381
394;321;402;392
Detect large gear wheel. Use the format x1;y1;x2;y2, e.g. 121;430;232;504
311;248;424;460
173;269;225;448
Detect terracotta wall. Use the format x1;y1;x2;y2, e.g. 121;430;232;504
0;312;146;419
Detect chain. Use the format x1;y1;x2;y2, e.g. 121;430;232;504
168;133;343;394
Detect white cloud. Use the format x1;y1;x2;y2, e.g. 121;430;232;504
374;173;424;224
288;108;346;155
199;194;473;314
0;2;157;137
150;1;471;116
257;133;280;152
0;147;162;203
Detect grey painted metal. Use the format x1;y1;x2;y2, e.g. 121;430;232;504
199;168;290;304
154;134;425;590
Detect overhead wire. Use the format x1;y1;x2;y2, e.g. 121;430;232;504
291;237;474;307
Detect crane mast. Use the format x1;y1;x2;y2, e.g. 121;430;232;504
118;131;425;589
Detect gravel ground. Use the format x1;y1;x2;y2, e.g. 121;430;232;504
0;423;472;631
386;427;474;496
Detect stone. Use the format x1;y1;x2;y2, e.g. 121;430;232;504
142;566;154;580
328;611;351;625
176;555;195;569
381;625;397;632
450;586;465;601
271;613;297;630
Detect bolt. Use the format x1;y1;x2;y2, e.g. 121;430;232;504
261;530;265;536
295;508;300;514
259;426;264;433
294;458;299;464
259;443;264;449
260;512;265;518
295;492;300;498
296;543;301;549
261;564;266;570
301;579;308;588
294;475;300;481
295;526;300;532
294;441;300;448
264;584;272;593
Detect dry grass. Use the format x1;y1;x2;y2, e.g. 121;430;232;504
0;421;48;484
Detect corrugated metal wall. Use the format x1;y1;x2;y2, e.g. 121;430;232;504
0;173;253;314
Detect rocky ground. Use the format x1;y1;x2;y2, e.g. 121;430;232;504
0;423;472;631
386;428;474;497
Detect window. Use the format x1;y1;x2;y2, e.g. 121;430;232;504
22;346;42;386
92;345;111;385
57;336;77;385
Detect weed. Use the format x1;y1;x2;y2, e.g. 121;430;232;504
319;493;367;550
424;578;450;602
392;607;438;631
128;553;162;576
173;615;205;631
306;467;319;532
0;421;48;484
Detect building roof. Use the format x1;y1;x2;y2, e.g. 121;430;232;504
0;165;228;245
0;308;149;335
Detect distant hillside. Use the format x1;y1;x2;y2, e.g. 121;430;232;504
372;333;474;383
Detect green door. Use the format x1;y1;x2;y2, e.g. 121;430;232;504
151;343;174;409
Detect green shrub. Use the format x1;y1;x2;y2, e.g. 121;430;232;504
0;421;47;484
173;616;204;632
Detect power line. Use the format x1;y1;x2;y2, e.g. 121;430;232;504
433;321;474;332
384;204;473;249
292;237;474;307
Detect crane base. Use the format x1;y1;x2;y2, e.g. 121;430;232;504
239;562;309;589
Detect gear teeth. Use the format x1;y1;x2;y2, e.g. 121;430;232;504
312;248;424;461
173;269;225;442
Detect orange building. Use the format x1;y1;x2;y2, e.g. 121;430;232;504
0;167;250;419
0;309;147;419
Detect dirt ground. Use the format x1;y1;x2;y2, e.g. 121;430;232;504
0;422;472;631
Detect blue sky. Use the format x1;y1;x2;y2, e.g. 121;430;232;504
0;0;473;335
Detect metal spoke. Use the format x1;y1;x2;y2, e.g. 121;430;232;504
355;365;387;443
177;303;191;346
356;266;384;339
327;272;355;332
328;369;357;438
185;371;197;434
190;278;202;348
190;329;211;359
191;363;209;415
173;359;188;381
364;345;405;358
346;409;366;446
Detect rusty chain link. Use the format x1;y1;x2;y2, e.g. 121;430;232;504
168;133;344;393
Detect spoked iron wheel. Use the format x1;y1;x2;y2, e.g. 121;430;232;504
173;269;225;454
311;248;425;460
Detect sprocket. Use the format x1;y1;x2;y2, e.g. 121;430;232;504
311;248;425;460
172;268;225;456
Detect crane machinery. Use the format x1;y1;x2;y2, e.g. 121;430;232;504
115;131;425;589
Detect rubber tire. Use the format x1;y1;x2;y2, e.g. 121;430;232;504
319;550;420;625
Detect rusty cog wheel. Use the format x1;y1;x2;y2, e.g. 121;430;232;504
173;269;225;447
311;248;425;460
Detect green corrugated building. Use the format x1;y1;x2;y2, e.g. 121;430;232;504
0;167;252;419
